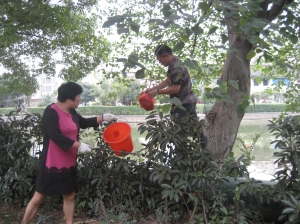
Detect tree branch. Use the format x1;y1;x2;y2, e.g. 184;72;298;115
266;0;294;21
16;31;52;41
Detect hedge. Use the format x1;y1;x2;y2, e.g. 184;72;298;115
0;103;287;116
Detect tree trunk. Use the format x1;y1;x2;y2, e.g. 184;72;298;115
202;0;290;160
204;33;252;160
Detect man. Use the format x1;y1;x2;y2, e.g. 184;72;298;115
145;44;198;119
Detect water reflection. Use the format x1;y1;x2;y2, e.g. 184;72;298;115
233;120;279;180
84;120;279;181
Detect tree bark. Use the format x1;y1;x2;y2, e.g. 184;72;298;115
203;0;290;160
204;33;252;160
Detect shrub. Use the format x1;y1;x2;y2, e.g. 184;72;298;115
0;112;42;206
0;110;291;223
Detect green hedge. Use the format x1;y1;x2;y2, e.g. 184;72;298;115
0;103;287;116
0;105;152;116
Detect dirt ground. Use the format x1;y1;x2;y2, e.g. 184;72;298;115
0;205;95;224
0;205;160;224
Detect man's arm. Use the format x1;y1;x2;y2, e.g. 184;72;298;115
147;77;180;97
146;78;169;92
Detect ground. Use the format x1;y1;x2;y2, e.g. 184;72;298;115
0;205;160;224
0;205;96;224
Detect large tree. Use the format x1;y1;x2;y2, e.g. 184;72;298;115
101;0;299;160
0;0;110;98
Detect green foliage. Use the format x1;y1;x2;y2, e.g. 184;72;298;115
0;0;111;97
268;115;300;223
2;111;300;223
268;115;300;187
237;95;250;118
76;106;152;116
235;133;261;167
284;82;300;113
78;82;96;106
37;94;57;107
101;0;299;87
0;111;42;206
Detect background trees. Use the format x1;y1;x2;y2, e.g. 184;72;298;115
1;0;299;159
101;0;300;159
0;0;110;98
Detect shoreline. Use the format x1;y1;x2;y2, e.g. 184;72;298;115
4;112;290;124
117;112;286;123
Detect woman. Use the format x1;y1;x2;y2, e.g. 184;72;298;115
22;82;117;224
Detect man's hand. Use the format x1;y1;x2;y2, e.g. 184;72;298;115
147;89;158;98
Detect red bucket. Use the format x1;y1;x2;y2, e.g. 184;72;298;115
138;92;156;111
103;122;133;156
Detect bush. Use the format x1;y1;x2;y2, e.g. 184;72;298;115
0;112;42;206
1;110;294;223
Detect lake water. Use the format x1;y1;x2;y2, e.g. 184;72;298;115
85;119;279;181
232;120;279;180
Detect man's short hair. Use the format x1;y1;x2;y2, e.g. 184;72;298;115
154;45;173;57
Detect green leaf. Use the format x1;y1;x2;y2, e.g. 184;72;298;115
185;28;193;37
174;193;179;202
173;41;185;52
124;62;136;68
128;53;139;63
102;19;117;28
162;4;172;17
161;184;173;189
223;94;233;103
237;104;246;118
198;2;210;11
281;200;296;209
147;19;165;25
289;213;298;222
247;50;256;60
117;58;127;63
117;27;129;34
288;35;298;44
247;35;259;45
160;104;172;113
152;35;163;41
220;207;228;215
102;16;126;28
162;190;169;199
130;21;140;34
191;25;203;35
229;80;239;90
170;97;182;106
135;69;145;79
174;61;184;68
239;17;247;26
282;207;296;214
184;59;198;69
208;26;218;35
221;34;228;44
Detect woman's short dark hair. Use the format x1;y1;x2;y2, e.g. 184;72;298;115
154;44;173;57
57;82;83;102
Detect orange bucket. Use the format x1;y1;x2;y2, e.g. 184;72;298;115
103;122;133;156
138;92;156;111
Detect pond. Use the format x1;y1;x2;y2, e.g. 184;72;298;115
83;119;279;181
